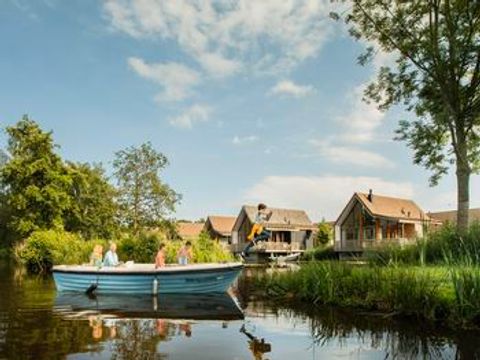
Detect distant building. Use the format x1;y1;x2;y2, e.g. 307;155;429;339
428;208;480;226
203;216;236;244
334;190;433;254
231;205;316;257
177;222;204;239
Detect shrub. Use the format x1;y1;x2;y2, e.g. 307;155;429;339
302;246;337;261
16;229;234;273
14;230;102;272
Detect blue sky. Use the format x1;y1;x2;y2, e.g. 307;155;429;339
1;0;479;221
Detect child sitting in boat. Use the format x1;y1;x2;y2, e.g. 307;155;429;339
241;203;272;259
155;243;166;268
89;244;103;267
177;241;193;265
103;242;120;267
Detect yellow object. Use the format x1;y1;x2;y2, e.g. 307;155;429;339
247;224;263;241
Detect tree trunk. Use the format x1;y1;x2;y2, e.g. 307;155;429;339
456;162;470;233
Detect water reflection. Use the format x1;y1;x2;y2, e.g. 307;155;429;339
1;262;480;359
54;292;244;321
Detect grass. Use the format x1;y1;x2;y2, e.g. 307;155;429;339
255;261;480;328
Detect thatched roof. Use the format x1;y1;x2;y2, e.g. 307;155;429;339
428;208;480;224
236;205;315;230
205;216;236;236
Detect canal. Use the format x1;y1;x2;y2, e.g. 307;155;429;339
1;262;479;359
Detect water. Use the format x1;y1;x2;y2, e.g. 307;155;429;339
1;262;479;360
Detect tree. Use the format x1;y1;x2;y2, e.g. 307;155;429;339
0;116;72;236
113;142;181;232
315;219;333;246
64;162;119;239
333;1;480;231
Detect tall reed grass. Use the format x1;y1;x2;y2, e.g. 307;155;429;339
257;261;480;327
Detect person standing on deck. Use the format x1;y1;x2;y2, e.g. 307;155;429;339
103;243;119;267
241;203;272;259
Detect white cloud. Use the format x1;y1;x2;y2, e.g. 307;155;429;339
336;83;385;144
232;135;258;145
269;80;315;98
198;53;242;78
105;0;335;75
309;139;393;168
168;104;211;129
244;175;414;221
127;57;200;102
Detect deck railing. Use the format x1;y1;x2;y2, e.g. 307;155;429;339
334;238;414;252
231;241;304;253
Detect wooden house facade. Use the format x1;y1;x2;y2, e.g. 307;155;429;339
334;191;432;253
231;205;316;256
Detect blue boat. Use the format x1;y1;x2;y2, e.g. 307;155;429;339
52;262;243;295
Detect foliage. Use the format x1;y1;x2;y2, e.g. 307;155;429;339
366;223;480;266
302;245;337;261
315;220;333;246
256;261;480;327
113;142;181;232
118;231;234;264
64;162;119;239
0;116;72;237
16;229;234;273
332;1;480;230
14;230;98;273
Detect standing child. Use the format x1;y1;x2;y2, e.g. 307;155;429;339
177;241;193;265
155;243;166;269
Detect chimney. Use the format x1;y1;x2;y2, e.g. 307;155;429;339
367;189;373;202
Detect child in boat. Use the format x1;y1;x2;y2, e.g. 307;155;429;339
89;244;103;267
103;242;119;267
177;241;193;265
155;243;166;268
241;203;272;258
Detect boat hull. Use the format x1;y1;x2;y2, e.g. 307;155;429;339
52;263;243;295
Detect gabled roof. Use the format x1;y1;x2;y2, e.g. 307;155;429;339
428;208;480;224
357;192;428;221
177;222;204;238
205;216;236;236
336;192;429;225
233;205;315;231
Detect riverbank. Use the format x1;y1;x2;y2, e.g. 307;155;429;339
253;261;480;329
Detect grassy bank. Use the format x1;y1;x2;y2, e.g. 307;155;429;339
256;261;480;328
14;229;234;273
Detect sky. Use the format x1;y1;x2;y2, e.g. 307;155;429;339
1;0;479;222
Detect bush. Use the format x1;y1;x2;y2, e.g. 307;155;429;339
16;229;234;273
14;230;103;273
302;246;337;261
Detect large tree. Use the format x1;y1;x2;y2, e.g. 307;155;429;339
333;1;480;231
0;116;72;236
64;162;119;239
113;142;181;232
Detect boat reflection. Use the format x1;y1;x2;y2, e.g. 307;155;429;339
54;292;244;321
